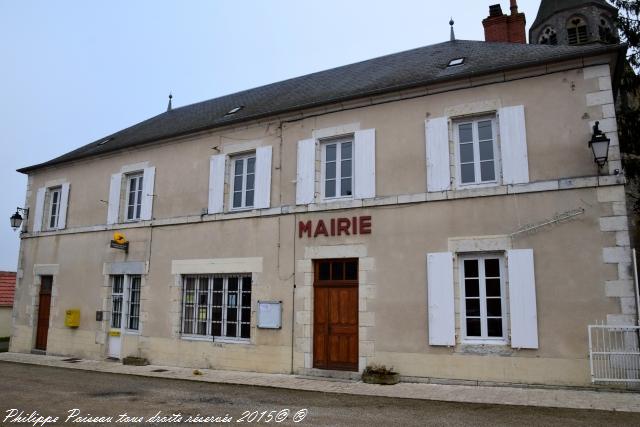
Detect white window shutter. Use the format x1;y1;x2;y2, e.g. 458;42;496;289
354;128;376;199
427;252;455;346
57;183;70;230
141;167;156;220
425;117;451;192
208;154;226;214
254;146;272;209
33;187;46;233
107;173;122;225
296;138;316;205
499;105;530;185
507;249;539;349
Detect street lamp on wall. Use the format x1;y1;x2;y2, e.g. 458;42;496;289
9;207;29;231
589;121;611;169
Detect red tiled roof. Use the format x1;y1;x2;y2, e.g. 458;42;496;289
0;272;16;307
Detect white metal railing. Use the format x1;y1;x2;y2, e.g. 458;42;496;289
589;324;640;383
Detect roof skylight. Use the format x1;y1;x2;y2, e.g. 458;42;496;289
225;106;244;116
447;57;465;67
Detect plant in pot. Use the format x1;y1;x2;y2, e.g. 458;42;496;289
362;364;400;385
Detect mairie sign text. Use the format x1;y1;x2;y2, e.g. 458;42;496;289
298;216;372;238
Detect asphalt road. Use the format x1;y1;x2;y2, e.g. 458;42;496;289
0;362;638;427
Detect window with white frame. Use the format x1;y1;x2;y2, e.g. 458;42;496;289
230;153;256;210
125;173;144;221
460;255;506;343
47;187;62;229
455;117;498;186
321;137;353;199
181;275;251;341
110;275;141;331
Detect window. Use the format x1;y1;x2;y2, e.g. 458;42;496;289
230;154;256;210
598;18;616;43
181;275;251;341
321;137;353;199
125;173;144;221
455;117;498;186
538;27;558;45
111;276;124;329
448;58;465;67
567;17;589;45
460;256;506;343
127;276;141;330
110;275;141;331
47;187;62;229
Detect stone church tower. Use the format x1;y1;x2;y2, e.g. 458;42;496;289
529;0;619;45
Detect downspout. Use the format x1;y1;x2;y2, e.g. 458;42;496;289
633;249;640;326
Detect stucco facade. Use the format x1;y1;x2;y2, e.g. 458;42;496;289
10;48;637;386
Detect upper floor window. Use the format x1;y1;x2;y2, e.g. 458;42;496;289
567;17;589;45
538;27;558;45
460;255;506;344
321;137;353;200
47;187;62;229
454;117;498;186
125;173;144;221
231;153;256;210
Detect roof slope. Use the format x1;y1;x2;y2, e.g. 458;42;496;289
18;40;622;173
0;272;16;307
532;0;618;30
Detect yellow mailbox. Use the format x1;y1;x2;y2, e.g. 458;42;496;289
65;309;81;328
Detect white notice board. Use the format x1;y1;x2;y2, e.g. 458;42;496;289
258;301;282;329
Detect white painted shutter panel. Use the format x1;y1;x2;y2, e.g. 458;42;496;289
499;105;530;184
425;117;451;192
208;154;226;214
57;182;70;230
140;167;156;220
427;252;455;346
507;249;539;349
32;187;46;233
354;128;376;199
254;146;272;209
296;138;316;205
107;173;122;225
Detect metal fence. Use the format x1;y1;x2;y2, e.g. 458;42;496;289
588;324;640;384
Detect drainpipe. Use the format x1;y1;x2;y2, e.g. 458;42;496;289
634;249;640;326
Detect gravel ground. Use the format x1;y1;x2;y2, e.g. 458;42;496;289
1;361;638;426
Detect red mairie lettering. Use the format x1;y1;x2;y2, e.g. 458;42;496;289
298;216;373;238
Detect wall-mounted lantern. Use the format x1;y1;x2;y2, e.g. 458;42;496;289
589;121;611;169
9;207;29;231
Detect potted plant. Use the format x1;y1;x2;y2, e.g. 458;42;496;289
362;364;400;385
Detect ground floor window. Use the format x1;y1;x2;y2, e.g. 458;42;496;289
460;255;506;343
181;274;252;341
110;274;141;331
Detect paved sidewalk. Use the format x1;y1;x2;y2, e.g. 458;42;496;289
1;352;639;413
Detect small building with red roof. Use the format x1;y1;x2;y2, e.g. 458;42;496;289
0;271;16;338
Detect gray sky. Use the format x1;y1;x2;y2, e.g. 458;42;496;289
0;0;541;271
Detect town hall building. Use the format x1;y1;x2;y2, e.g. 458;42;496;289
9;0;639;387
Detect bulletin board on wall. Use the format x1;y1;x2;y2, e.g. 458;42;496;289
258;301;282;329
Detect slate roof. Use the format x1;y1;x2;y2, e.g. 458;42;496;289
18;39;623;173
531;0;618;30
0;272;16;307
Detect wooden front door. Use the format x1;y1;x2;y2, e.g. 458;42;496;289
313;259;359;371
35;276;53;351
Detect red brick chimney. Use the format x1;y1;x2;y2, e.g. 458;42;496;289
482;0;527;43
